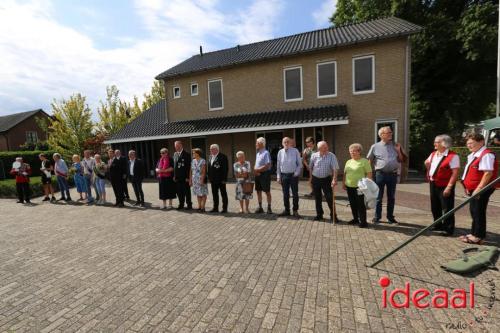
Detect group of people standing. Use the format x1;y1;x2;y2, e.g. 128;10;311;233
9;128;498;243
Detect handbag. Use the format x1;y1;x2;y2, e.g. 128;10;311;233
242;181;254;195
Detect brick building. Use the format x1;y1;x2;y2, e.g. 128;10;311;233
106;17;421;178
0;109;50;151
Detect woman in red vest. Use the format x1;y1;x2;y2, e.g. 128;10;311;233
425;134;460;236
460;133;498;244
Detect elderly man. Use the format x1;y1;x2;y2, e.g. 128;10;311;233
128;150;145;206
254;137;272;214
309;141;339;222
81;150;96;203
207;144;229;213
109;149;127;207
174;140;192;210
367;126;407;224
277;137;302;217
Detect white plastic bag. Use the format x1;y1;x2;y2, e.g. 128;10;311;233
357;178;379;210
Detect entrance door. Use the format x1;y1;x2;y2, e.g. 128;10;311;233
256;131;283;174
191;137;207;159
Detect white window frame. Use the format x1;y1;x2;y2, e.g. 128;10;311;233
173;86;181;99
374;119;398;143
26;131;38;143
208;79;224;111
283;66;303;102
316;61;337;99
190;83;198;96
352;55;375;95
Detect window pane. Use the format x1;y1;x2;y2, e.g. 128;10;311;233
285;68;301;100
209;81;222;109
354;58;373;92
318;63;336;96
191;84;198;95
174;87;180;97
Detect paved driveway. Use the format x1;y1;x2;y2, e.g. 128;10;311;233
0;181;498;332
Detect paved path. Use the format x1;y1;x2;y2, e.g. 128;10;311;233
0;181;498;332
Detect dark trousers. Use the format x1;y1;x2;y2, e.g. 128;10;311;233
176;180;192;208
84;175;94;201
122;178;129;199
346;186;367;223
56;175;71;199
469;187;494;239
375;171;398;220
131;178;144;203
281;173;299;212
312;176;333;217
111;178;124;204
16;183;30;202
211;182;228;211
430;182;455;234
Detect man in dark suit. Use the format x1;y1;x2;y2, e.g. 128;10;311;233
208;144;228;213
108;149;127;207
128;150;145;206
173;140;192;210
119;152;130;200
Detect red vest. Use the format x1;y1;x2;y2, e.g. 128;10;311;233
427;151;458;187
463;148;499;191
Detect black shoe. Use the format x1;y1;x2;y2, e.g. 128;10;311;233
313;216;323;221
388;218;399;224
221;209;228;214
133;202;141;206
176;206;184;210
372;218;380;224
278;210;291;217
186;205;193;210
65;197;72;202
117;203;125;208
292;211;300;218
267;207;273;214
16;200;24;203
359;222;368;228
124;196;130;200
255;207;264;214
42;197;50;201
347;219;358;225
57;197;65;201
25;200;31;204
209;208;219;213
50;197;56;202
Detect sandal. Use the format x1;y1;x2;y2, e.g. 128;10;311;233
461;235;483;245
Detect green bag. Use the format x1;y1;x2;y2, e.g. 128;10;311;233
441;246;499;275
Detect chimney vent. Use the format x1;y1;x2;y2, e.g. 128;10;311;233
199;45;203;56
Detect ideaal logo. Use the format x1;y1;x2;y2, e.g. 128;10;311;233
378;277;496;330
379;276;474;309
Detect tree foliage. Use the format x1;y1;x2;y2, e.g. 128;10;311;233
43;93;94;159
331;0;498;168
142;80;165;111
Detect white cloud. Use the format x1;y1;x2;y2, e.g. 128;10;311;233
312;0;337;28
0;0;284;116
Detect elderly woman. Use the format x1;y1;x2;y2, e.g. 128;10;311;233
424;134;460;236
93;154;107;205
343;143;372;228
156;148;176;209
53;153;71;201
233;151;253;213
72;154;87;202
189;148;208;212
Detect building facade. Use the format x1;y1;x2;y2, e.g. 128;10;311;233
107;17;421;178
0;109;50;151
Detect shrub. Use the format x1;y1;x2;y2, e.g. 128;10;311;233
0;176;74;198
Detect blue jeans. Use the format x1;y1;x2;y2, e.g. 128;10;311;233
95;178;106;197
84;175;94;201
281;173;299;212
56;175;70;199
375;171;397;220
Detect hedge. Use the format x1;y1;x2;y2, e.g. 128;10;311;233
0;176;75;199
0;150;56;180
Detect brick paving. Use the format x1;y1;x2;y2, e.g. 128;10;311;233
0;181;499;332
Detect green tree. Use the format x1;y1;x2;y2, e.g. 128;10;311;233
331;0;498;169
142;80;165;111
97;85;142;136
43;93;94;159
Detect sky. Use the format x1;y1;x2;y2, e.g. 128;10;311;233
0;0;337;117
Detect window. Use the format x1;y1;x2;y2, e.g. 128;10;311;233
317;61;337;98
283;66;303;102
353;55;375;94
375;120;397;143
208;79;223;110
190;83;198;96
26;131;38;143
173;86;181;99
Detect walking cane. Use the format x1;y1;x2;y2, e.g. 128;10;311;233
331;182;337;223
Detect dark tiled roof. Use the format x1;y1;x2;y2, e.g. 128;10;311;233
107;99;167;140
0;109;47;133
106;103;348;143
156;17;421;80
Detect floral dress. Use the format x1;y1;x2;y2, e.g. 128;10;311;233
191;158;208;196
233;161;253;200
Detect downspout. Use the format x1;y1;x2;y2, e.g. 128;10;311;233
404;36;410;152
